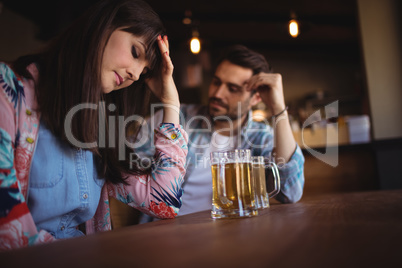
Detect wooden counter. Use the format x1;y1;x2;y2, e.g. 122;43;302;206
2;189;402;268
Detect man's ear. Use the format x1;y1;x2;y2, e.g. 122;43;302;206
250;91;262;107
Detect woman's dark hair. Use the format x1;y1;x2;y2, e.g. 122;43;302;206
12;0;165;184
216;45;272;74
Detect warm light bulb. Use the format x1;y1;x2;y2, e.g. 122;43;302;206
190;37;201;54
289;19;299;38
182;17;192;25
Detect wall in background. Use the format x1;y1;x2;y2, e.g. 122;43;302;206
267;50;362;105
0;6;44;61
357;0;402;190
357;0;402;140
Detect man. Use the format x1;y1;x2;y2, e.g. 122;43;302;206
135;45;304;218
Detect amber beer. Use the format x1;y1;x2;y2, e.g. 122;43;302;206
211;161;257;217
252;163;269;209
251;156;281;209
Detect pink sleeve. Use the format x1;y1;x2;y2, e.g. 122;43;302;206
105;123;188;220
0;63;56;251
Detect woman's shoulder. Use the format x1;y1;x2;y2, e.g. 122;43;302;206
0;62;38;109
0;62;21;86
0;62;25;106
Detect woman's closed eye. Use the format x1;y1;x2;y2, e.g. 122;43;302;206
132;46;139;58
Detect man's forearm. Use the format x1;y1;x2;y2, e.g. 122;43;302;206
272;111;297;163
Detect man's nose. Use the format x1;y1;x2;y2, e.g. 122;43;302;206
212;84;226;98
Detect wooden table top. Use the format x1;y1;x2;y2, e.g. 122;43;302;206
2;189;402;268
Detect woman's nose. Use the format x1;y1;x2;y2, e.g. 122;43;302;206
126;69;139;82
127;63;148;81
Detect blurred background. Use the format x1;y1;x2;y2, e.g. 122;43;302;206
1;0;401;195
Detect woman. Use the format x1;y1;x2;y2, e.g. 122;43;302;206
0;0;187;250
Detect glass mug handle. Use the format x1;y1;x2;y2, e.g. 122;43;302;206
266;162;280;198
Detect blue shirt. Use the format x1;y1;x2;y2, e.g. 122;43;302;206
28;120;105;239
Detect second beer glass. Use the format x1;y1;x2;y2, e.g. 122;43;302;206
251;156;280;209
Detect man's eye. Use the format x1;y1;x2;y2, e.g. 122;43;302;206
229;86;239;92
132;46;138;58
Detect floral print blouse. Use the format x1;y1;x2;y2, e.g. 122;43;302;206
0;62;188;250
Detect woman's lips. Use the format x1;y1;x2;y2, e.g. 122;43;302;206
114;72;123;86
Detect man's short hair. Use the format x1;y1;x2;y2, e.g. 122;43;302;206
216;45;273;75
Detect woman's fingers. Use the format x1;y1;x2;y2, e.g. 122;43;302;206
157;35;164;52
149;35;172;81
156;35;173;74
163;35;169;52
163;51;174;73
157;35;169;55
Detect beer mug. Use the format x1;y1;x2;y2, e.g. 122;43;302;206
251;156;280;209
210;149;258;219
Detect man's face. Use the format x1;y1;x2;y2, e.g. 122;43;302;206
208;60;258;121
